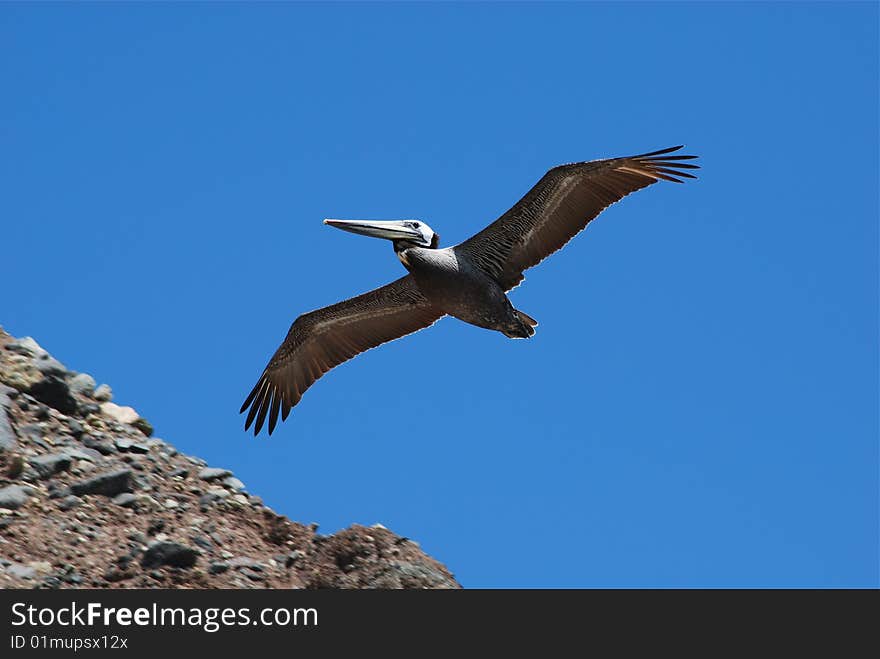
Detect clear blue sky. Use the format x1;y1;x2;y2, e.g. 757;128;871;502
2;3;876;588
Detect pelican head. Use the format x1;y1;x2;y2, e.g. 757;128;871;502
323;218;439;249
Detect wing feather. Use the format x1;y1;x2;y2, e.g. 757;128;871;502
241;274;443;435
457;146;699;291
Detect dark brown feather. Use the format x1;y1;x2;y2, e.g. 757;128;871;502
458;145;699;291
241;275;443;436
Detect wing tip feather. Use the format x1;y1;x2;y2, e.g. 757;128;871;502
626;146;700;184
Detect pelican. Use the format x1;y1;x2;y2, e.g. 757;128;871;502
241;146;699;435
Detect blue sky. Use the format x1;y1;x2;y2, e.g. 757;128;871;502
1;3;876;588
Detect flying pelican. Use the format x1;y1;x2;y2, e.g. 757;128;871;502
241;146;699;435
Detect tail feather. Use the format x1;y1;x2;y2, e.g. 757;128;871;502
516;310;538;328
502;309;538;339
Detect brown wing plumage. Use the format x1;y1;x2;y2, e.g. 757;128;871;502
241;275;443;436
457;146;699;291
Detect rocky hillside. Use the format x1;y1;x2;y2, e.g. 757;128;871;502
0;328;459;589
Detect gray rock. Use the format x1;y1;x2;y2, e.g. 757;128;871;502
77;402;100;416
141;542;199;569
190;535;213;550
198;492;222;509
41;576;62;589
0;386;16;452
34;356;68;377
286;550;305;567
112;493;138;508
70;469;132;497
134;475;153;490
223;477;246;492
131;417;153;437
28;376;77;415
168;467;190;479
6;563;36;580
47;483;70;499
0;484;32;509
58;495;81;511
68;373;96;397
114;438;148;453
82;437;116;455
229;557;264;570
104;567;134;582
66;418;85;437
146;519;165;536
29;453;72;479
210;486;229;499
369;561;458;589
208;561;229;575
5;454;24;479
241;568;265;582
65;447;102;462
15;423;44;442
121;454;144;469
93;384;112;402
5;337;47;358
198;467;233;481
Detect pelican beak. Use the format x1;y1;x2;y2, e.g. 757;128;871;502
323;219;422;242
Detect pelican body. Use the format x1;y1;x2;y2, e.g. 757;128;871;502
241;146;699;435
326;223;537;339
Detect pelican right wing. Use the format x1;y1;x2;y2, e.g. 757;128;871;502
241;275;443;436
458;146;699;291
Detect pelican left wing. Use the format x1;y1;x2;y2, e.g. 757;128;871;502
457;146;699;291
241;274;443;435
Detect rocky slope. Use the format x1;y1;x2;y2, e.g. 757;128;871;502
0;328;459;589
